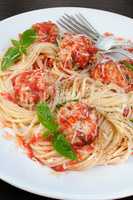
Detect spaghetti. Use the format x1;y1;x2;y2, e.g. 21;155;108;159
0;21;133;171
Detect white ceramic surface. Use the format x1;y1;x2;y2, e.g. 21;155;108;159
0;7;133;200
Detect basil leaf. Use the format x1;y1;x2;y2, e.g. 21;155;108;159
1;28;37;71
19;46;27;54
53;134;77;160
1;47;21;71
11;39;20;47
121;60;133;71
37;102;59;133
20;28;36;48
43;130;51;138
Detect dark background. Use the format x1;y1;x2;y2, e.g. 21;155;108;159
0;0;133;200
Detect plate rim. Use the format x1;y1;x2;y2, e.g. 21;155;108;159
0;6;133;23
0;173;133;200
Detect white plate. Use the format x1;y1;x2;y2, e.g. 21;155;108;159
0;7;133;200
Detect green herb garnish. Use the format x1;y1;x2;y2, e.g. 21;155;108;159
121;60;133;71
37;102;59;134
1;28;36;71
37;102;77;160
1;47;22;71
53;134;77;160
43;130;51;138
20;28;37;48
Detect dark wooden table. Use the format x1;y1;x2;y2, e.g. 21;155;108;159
0;0;133;199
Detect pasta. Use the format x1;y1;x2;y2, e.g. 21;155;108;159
0;21;133;172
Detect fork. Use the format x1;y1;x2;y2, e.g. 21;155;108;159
57;13;133;60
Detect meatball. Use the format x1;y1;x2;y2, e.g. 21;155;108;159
59;33;97;70
57;102;98;146
90;60;133;92
33;21;58;43
12;70;55;109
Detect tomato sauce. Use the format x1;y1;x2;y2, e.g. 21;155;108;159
17;135;43;159
52;165;65;172
33;21;58;43
0;92;16;103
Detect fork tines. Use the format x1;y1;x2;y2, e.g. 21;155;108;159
57;13;100;42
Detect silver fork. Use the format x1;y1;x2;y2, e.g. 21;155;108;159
57;13;133;60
